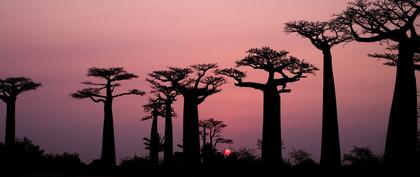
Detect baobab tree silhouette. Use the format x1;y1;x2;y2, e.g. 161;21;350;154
142;97;164;166
71;67;145;167
0;77;41;174
217;47;318;166
337;0;419;169
148;63;226;166
285;19;352;169
146;77;179;167
0;77;41;148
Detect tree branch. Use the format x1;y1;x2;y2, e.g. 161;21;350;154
113;89;145;98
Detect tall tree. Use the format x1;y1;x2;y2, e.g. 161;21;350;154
0;77;41;147
142;97;164;166
147;78;179;167
71;67;144;167
148;63;226;165
217;47;318;166
285;20;351;168
337;0;419;167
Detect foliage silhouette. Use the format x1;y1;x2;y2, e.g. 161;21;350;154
147;75;179;167
285;19;351;169
0;137;85;174
148;63;226;166
217;47;318;166
337;0;419;169
343;146;382;168
199;118;233;151
287;149;316;166
199;118;233;164
71;67;145;167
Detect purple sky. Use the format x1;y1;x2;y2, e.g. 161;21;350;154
1;0;418;163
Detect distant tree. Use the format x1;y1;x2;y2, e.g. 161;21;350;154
146;76;179;166
199;118;233;150
199;118;233;164
148;63;226;165
142;97;165;165
71;67;145;167
285;19;351;169
337;0;419;167
218;47;318;166
343;146;382;168
288;149;315;166
0;77;41;147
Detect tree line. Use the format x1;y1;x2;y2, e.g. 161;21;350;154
0;0;418;175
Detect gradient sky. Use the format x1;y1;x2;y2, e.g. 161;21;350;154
1;0;419;163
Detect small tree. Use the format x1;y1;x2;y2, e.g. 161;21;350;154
199;118;233;150
0;77;41;147
148;63;226;165
218;47;318;166
71;67;145;167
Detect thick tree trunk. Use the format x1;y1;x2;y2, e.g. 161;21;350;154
101;98;116;167
261;88;282;166
320;49;341;168
384;41;417;169
182;95;201;166
5;98;16;174
164;102;174;167
5;98;16;147
150;113;159;165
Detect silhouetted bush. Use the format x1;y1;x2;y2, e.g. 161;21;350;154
13;137;45;172
120;155;151;169
43;152;85;172
288;149;316;167
343;146;382;168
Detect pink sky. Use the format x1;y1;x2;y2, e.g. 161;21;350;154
1;0;418;163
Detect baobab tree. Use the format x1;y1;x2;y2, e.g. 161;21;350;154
148;63;226;165
337;0;419;167
217;47;318;166
142;97;164;165
0;77;41;147
285;20;351;168
146;78;179;166
71;67;145;167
